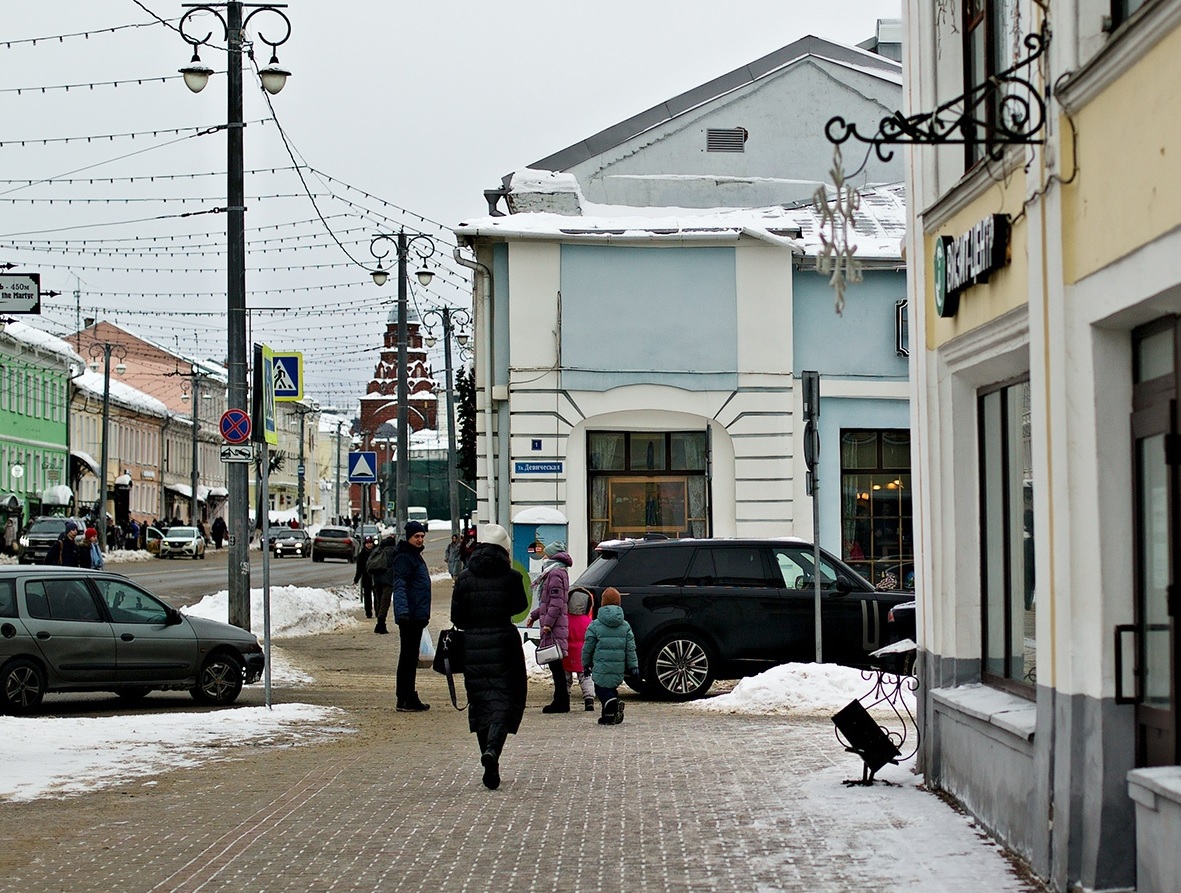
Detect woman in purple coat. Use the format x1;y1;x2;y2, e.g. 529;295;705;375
527;541;572;713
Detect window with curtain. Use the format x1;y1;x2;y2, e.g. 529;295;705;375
979;378;1035;691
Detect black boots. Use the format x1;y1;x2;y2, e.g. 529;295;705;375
480;724;507;790
374;619;388;634
598;698;625;725
396;694;429;712
584;697;595;712
542;702;570;714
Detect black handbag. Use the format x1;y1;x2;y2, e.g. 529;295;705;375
432;627;466;710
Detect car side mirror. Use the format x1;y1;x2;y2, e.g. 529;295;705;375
831;575;853;597
166;607;183;626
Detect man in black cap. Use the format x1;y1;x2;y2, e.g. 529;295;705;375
391;520;431;712
44;521;80;566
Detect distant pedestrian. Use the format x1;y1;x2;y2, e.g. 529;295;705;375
125;519;140;551
450;523;528;790
565;587;596;711
445;534;462;578
526;540;572;714
354;536;377;618
211;516;226;549
43;521;80;566
390;520;431;712
582;587;639;725
370;533;398;634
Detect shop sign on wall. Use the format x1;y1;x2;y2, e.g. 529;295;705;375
934;214;1010;318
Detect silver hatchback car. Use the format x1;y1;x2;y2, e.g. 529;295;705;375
0;566;264;714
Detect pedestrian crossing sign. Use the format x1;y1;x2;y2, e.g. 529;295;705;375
348;451;378;484
272;352;303;402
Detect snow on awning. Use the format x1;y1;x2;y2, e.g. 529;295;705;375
208;486;229;498
41;485;73;506
164;482;198;500
70;449;100;476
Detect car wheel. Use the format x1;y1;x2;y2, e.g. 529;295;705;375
191;652;244;705
116;686;152;702
644;632;715;701
1;658;46;714
313;552;323;562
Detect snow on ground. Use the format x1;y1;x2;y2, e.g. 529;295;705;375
1;704;348;803
689;661;917;717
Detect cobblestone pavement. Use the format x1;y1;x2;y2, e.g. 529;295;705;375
0;585;1041;893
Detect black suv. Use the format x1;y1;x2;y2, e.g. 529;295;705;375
572;537;916;700
17;517;88;565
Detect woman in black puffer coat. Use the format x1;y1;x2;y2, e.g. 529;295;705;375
450;524;528;790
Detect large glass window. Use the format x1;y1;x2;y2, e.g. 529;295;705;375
587;431;708;559
979;379;1035;690
962;0;1020;167
839;430;913;589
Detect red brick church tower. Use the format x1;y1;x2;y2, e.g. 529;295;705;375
359;306;438;436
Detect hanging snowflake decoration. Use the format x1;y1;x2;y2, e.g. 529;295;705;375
814;146;863;316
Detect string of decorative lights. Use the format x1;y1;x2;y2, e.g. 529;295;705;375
0;16;180;49
0;193;330;204
1;213;360;246
0;72;225;95
0;119;270;149
0;127;227;198
0;165;299;186
0;206;228;240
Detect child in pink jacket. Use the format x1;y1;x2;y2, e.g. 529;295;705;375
564;587;595;711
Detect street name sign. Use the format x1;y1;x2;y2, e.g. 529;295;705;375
0;273;41;314
348;451;378;483
220;444;254;463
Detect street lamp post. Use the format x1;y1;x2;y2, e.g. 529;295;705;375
178;2;292;630
291;400;317;527
422;306;471;536
370;230;436;534
88;342;127;552
179;366;211;524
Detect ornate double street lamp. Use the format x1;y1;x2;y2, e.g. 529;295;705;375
179;366;213;524
370;231;436;534
177;1;292;630
422;306;471;536
88;342;127;552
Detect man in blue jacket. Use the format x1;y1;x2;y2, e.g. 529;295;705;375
390;520;431;712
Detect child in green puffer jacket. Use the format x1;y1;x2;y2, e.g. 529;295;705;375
581;587;639;725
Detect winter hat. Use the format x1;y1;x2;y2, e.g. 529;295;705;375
64;521;78;533
404;520;427;537
600;587;622;607
544;540;566;558
85;527;98;539
480;523;511;553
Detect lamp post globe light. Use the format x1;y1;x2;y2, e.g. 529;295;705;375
422;306;472;536
88;341;127;552
178;2;292;631
370;231;436;534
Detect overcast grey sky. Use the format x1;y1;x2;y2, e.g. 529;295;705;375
2;1;901;408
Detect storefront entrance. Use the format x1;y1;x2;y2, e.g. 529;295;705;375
1130;318;1180;766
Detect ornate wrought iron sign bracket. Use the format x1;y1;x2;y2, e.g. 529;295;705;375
825;26;1050;162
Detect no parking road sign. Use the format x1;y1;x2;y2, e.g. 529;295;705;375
220;408;252;445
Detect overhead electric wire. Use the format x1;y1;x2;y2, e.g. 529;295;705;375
1;15;179;49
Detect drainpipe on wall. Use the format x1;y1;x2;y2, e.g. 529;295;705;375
453;248;497;525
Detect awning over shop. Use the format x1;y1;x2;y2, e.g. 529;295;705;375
165;482;210;503
41;485;73;506
70;449;100;477
208;486;229;498
114;472;133;487
0;493;21;512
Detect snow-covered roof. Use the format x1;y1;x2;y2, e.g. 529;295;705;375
1;320;84;368
457;183;907;261
76;370;169;417
318;412;352;435
526;34;901;175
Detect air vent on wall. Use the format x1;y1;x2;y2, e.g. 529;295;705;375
706;127;748;152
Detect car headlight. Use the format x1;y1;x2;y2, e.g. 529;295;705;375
19;536;29;548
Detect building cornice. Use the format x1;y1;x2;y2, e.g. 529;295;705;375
1056;0;1181;112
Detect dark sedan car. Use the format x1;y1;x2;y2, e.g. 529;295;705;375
312;526;355;562
0;566;264;714
572;537;916;700
272;528;310;558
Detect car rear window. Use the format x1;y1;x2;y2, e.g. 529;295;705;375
319;529;348;538
28;519;66;535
